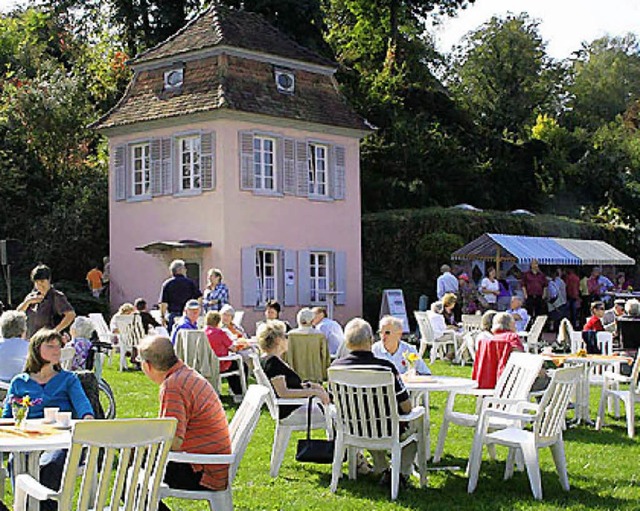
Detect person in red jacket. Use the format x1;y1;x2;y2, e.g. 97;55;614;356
583;301;606;332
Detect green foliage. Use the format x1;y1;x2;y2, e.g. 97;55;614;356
449;13;563;141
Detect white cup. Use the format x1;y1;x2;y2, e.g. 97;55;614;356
43;407;59;424
56;411;72;427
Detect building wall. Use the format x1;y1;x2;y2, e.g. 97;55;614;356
109;117;362;332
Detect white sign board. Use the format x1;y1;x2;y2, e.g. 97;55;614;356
379;289;410;333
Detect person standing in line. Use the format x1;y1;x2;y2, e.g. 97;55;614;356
521;259;547;319
17;264;76;338
564;267;581;329
159;259;202;334
479;267;500;310
436;264;459;301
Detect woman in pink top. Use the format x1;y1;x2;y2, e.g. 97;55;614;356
204;311;246;396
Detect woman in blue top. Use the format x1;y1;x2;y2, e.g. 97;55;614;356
203;268;229;312
3;329;93;510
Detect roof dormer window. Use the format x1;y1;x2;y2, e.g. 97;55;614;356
275;69;295;94
164;68;184;91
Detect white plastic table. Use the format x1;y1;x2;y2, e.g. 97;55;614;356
0;419;72;509
402;375;478;460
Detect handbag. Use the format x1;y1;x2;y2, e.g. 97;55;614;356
295;397;335;464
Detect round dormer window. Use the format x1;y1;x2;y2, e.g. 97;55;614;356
277;73;293;90
166;70;183;87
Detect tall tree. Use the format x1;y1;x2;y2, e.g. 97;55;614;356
564;34;640;132
449;13;562;141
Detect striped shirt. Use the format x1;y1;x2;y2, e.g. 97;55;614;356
160;360;231;490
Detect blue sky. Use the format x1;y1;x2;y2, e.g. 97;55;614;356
1;0;638;60
430;0;640;59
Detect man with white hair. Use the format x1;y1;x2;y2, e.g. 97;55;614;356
506;296;529;332
170;299;201;345
159;259;202;334
332;318;418;488
436;264;458;300
0;311;29;382
373;316;430;375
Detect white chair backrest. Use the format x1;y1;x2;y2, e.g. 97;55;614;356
57;418;176;511
249;353;279;420
414;311;435;343
464;332;477;360
494;353;544;402
596;331;613;355
150;309;163;324
116;314;145;347
89;313;111;341
60;345;75;371
629;354;640;396
528;315;547;339
328;367;398;441
534;365;581;441
227;385;269;481
462;315;482;335
233;310;245;328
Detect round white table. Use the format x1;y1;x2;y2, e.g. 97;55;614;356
402;375;478;461
0;419;72;510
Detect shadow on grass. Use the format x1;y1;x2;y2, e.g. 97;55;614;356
565;425;638;446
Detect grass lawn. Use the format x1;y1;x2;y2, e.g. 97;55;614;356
5;359;639;510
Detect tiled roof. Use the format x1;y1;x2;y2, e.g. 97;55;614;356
92;54;369;131
132;5;335;68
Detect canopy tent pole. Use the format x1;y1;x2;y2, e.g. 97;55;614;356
495;246;501;279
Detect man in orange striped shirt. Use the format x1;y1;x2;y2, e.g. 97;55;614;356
139;335;231;510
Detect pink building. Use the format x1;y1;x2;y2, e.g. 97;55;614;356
92;6;370;330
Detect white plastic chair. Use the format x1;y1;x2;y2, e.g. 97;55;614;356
250;353;332;477
467;365;581;500
60;345;76;371
596;354;640;438
233;310;245;329
596;331;613;355
215;350;247;399
461;314;482;336
520;315;547;353
89;312;115;363
160;385;268;510
14;418;176;511
433;353;544;462
414;311;457;364
114;314;145;371
328;366;427;500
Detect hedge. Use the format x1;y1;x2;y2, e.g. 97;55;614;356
361;207;637;325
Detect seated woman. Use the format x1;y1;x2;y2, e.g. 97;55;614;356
289;308;318;335
255;300;291;333
2;329;94;510
109;302;135;333
258;320;330;420
427;301;449;339
68;316;95;371
204;311;247;398
475;309;498;349
220;304;247;339
442;293;459;328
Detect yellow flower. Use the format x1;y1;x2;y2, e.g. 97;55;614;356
22;395;31;407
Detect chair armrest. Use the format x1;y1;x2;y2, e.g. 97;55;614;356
603;371;631;384
275;397;310;407
15;474;57;502
481;397;533;409
482;408;536;423
218;354;242;362
470;388;494;397
168;451;236;465
399;406;425;422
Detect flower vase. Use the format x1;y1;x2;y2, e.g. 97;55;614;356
12;404;28;429
406;366;417;379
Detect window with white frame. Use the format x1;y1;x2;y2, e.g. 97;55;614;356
308;143;328;196
253;136;276;191
256;249;279;306
178;136;201;191
131;143;150;196
310;251;330;303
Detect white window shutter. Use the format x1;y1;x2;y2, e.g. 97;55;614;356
241;247;258;307
295;140;309;197
150;139;162;196
297;250;311;305
161;138;173;195
201;131;216;190
239;131;254;191
283;138;297;195
283;249;297;306
334;251;347;305
331;145;346;200
114;144;126;201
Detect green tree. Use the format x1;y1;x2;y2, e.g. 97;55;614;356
449;13;562;141
564;34;640;132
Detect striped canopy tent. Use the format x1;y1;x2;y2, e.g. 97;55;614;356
452;233;634;267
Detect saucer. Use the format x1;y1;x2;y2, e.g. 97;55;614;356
52;423;72;430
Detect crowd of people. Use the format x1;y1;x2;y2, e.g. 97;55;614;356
437;261;634;331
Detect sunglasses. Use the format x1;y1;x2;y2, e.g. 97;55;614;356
378;330;393;335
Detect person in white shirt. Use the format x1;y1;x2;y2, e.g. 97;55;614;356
479;267;500;307
311;307;344;355
372;316;430;375
426;301;449;339
436;264;459;300
0;311;29;382
506;296;529;332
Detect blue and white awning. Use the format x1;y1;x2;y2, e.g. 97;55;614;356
452;233;634;266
